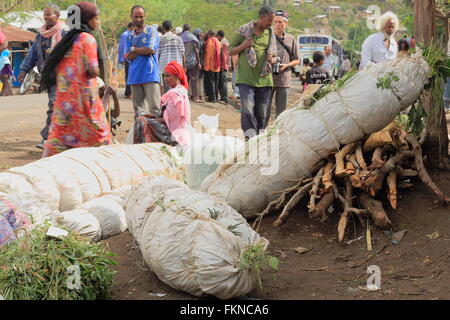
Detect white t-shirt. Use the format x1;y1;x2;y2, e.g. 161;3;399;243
360;32;398;70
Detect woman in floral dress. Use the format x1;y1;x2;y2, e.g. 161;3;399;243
41;1;110;157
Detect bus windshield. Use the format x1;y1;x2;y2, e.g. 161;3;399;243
299;36;329;45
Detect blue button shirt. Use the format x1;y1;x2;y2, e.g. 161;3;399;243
125;25;160;85
118;29;130;64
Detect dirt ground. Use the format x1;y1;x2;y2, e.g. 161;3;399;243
1;84;449;300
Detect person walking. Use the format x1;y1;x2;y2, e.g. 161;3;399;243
215;30;230;104
0;49;14;96
158;20;185;94
337;55;351;78
18;3;65;149
203;30;222;103
268;9;300;120
118;22;134;99
182;24;203;103
229;5;277;140
360;11;399;69
40;1;110;157
125;5;161;117
322;46;334;77
397;38;410;59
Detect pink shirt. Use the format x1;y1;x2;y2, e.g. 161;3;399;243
161;85;191;146
0;29;6;44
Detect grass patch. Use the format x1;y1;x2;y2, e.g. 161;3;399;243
0;225;117;300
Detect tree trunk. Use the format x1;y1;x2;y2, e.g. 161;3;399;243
414;0;449;168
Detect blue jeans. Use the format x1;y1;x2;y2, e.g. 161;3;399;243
237;84;272;140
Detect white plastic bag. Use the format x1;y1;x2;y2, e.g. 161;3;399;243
0;172;36;195
126;177;268;299
81;195;127;239
8;164;61;211
201;56;431;218
55;209;101;241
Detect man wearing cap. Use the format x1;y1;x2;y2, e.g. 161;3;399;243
268;9;299;120
19;3;65;150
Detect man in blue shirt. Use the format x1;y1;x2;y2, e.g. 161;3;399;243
118;22;134;99
125;5;160;117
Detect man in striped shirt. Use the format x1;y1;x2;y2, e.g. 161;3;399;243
158;20;186;93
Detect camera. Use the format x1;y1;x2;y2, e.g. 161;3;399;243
272;57;282;75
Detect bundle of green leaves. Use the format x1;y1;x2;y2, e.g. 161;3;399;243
0;225;117;300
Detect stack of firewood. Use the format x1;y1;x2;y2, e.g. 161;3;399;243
253;122;449;241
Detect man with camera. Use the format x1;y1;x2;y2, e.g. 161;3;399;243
268;9;300;121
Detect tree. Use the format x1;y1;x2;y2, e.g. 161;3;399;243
414;0;450;168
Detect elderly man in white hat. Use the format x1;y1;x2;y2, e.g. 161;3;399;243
360;11;399;70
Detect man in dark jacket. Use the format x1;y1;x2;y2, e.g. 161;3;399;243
18;4;65;149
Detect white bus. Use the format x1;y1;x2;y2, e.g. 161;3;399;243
296;34;344;78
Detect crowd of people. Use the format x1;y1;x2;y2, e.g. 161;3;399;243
0;3;448;158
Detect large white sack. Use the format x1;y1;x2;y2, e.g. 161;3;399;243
0;172;36;195
8;164;61;211
127;176;268;299
97;147;144;184
55;209;101;241
125;176;186;242
81;195;127;239
57;148;112;194
183;134;245;190
201;56;431;218
134;143;184;181
0;192;53;226
103;185;134;208
33;157;84;212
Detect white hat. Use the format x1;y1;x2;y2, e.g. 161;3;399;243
175;27;182;35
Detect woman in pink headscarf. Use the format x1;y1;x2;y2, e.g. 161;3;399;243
133;61;191;146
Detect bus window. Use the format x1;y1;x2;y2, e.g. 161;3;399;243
300;37;311;44
321;37;329;45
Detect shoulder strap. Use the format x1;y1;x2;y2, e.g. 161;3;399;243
275;35;293;61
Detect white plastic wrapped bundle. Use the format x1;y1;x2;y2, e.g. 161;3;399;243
126;176;268;299
0;172;36;195
183;134;245;190
201;56;431;219
1;143;183;213
81;195;127;239
54;209;101;241
8;164;61;211
125;176;186;242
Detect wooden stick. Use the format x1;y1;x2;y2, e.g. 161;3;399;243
355;143;367;171
309;190;335;222
335;143;356;177
273;182;314;227
308;168;324;212
405;134;450;204
363;130;394;152
387;170;398;209
345;158;356;175
359;193;392;229
337;179;353;242
369;146;386;170
322;160;334;192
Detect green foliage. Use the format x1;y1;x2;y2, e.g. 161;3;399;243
376;72;400;90
239;242;278;290
208;208;221;220
227;222;243;236
0;225;117;300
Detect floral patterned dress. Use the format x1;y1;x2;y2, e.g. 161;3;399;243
43;32;110;157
